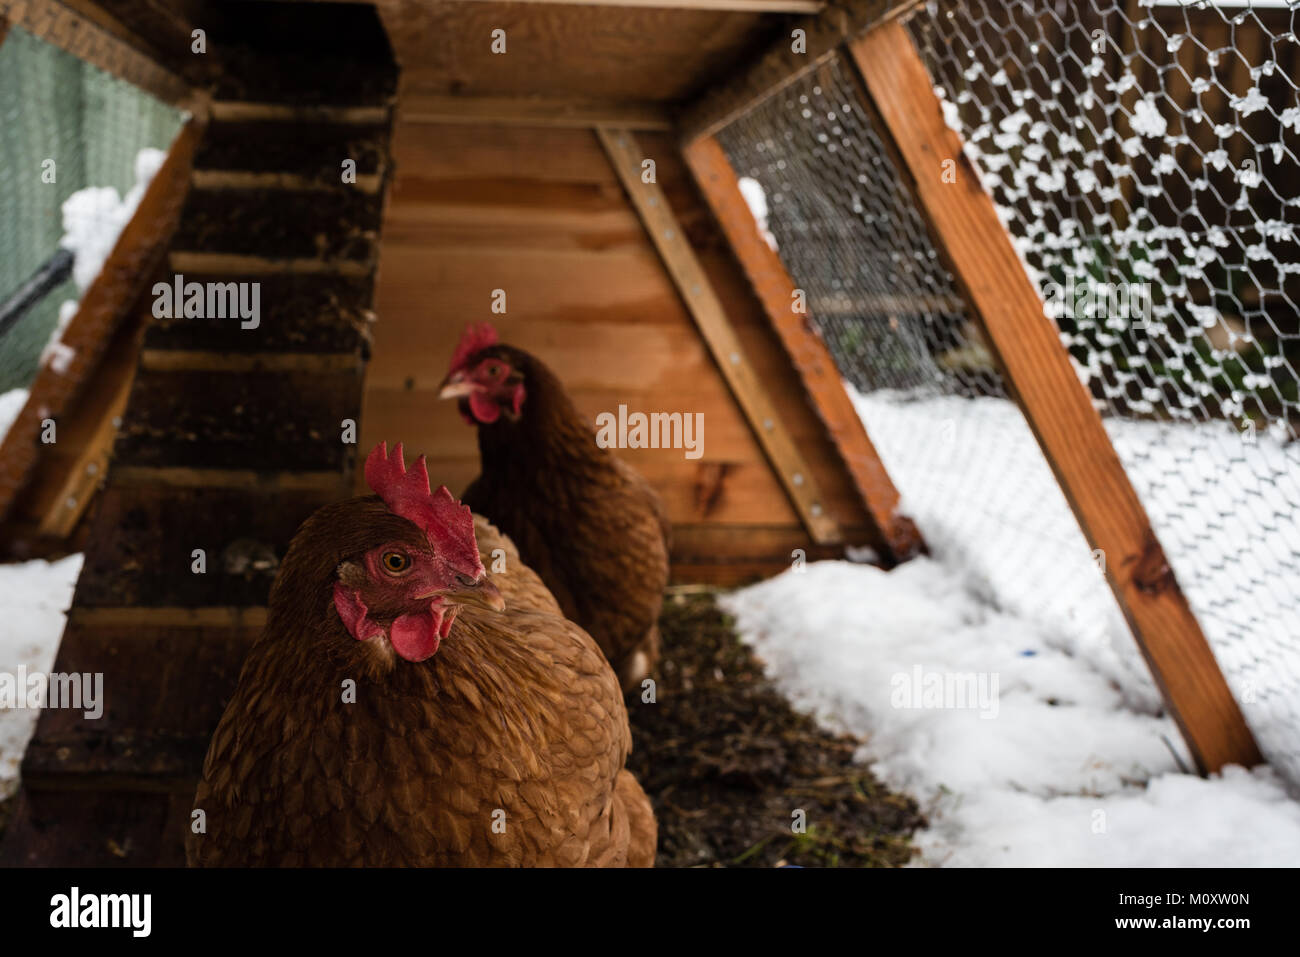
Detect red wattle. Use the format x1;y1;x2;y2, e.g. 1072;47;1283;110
469;392;500;424
390;608;444;661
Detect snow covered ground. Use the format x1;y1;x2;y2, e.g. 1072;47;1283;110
723;391;1300;866
0;554;82;799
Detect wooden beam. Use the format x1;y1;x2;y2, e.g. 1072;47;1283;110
0;0;192;107
679;0;924;145
448;0;825;12
599;126;842;544
683;135;923;562
209;102;390;124
111;466;350;491
0;119;201;526
191;169;384;194
847;21;1261;774
32;313;142;539
68;606;268;628
400;92;672;130
166;252;373;277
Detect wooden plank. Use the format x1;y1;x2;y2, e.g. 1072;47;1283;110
380;2;772;105
167;252;373;277
33;316;140;539
192;168;384;194
448;0;824;11
683;135;923;562
598;126;841;543
847;22;1261;774
209;101;390;124
679;0;924;145
400;93;672;130
138;349;364;374
0;0;192;107
0;119;200;526
112;467;349;491
70;606;268;628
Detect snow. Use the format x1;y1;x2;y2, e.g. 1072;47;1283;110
0;148;167;449
0;554;83;799
722;392;1300;866
59;148;167;292
736;176;779;252
0;389;28;443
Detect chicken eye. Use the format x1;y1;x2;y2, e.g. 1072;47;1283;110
381;551;411;575
486;363;502;378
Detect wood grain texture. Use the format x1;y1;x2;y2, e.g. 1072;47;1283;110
400;92;672;129
375;0;776;104
599;126;841;543
849;21;1261;774
683;135;923;562
362;121;881;562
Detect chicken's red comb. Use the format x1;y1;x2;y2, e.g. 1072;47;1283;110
364;442;484;576
448;321;499;374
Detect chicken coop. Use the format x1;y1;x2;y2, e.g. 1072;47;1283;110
0;0;1296;866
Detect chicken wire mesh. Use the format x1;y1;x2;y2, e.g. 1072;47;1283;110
715;0;1300;788
0;25;182;397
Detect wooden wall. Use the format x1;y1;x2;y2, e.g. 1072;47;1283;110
360;120;879;582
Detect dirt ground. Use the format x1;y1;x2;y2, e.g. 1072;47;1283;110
0;592;926;866
626;591;926;868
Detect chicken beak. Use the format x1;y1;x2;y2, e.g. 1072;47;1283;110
434;576;505;612
438;372;476;400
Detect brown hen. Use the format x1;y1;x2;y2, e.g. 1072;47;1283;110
439;323;671;692
187;443;655;867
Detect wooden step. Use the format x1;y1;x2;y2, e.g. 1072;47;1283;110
74;484;337;609
142;272;374;355
0;790;190;866
20;617;260;789
171;188;381;264
194;120;388;193
113;367;364;472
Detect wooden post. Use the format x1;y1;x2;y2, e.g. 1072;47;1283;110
682;136;923;563
847;21;1261;773
598;126;843;544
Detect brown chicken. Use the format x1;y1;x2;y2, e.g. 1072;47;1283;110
438;323;671;692
187;442;655;867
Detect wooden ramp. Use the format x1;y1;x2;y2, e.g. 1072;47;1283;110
0;4;398;866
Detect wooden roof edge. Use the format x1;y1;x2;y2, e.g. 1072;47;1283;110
676;0;925;146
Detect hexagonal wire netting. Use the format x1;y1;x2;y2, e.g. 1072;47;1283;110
0;25;182;397
715;0;1300;788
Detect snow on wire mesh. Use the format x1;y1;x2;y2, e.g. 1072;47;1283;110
908;0;1300;784
717;2;1300;788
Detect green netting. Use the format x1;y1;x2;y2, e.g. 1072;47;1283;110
0;25;182;393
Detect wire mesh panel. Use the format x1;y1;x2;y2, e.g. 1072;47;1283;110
908;0;1300;786
716;56;1163;725
716;2;1300;787
0;25;182;401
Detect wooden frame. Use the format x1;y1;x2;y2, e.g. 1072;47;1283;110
0;119;202;530
846;20;1260;774
400;93;672;130
599;126;843;544
679;0;924;145
452;0;826;11
682;136;923;562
